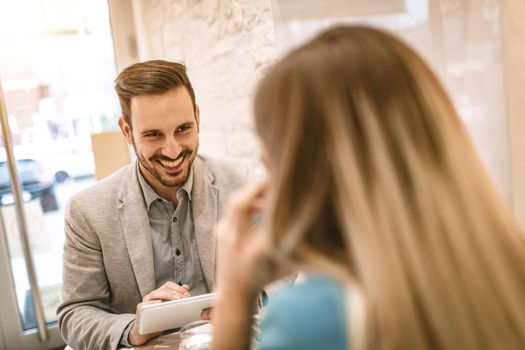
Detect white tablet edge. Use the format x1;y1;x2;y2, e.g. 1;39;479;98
137;292;217;335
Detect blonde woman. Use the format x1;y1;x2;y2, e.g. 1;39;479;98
211;26;525;349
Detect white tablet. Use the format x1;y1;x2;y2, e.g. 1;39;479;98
137;292;217;335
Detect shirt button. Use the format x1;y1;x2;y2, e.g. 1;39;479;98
173;217;178;222
176;248;181;256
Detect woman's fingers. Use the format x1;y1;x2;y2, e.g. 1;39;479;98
219;180;268;241
229;180;268;216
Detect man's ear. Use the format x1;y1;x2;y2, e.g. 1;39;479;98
195;105;200;133
118;116;133;145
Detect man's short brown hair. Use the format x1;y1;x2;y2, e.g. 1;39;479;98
114;60;196;127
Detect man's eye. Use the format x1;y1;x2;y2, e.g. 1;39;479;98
178;125;191;132
144;132;160;137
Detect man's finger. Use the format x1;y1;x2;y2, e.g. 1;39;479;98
146;289;186;301
159;282;192;297
200;307;213;320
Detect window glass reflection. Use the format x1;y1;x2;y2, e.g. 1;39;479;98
0;0;119;330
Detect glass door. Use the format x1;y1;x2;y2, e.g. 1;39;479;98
0;0;120;348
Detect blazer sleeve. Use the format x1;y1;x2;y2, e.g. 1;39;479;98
56;197;134;350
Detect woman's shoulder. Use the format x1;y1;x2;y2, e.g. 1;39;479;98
258;274;349;350
269;274;343;308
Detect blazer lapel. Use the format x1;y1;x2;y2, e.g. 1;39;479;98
192;158;218;290
118;163;156;297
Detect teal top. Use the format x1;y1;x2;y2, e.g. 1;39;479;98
258;274;349;350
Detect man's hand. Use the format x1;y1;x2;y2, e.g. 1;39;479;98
128;282;191;346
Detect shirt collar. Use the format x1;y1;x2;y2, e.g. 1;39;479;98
136;161;194;211
182;165;194;201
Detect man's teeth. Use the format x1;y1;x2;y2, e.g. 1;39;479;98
159;156;183;168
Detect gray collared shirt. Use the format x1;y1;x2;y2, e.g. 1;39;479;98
120;164;209;347
137;164;208;296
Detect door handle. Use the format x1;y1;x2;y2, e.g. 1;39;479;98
0;79;49;342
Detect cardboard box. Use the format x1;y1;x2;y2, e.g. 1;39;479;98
90;131;132;180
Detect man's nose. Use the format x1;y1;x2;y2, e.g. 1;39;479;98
162;136;182;159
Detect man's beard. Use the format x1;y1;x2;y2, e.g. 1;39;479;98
132;141;196;188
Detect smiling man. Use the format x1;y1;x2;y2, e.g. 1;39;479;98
57;60;248;350
121;84;200;203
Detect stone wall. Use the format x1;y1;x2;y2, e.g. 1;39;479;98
134;0;277;169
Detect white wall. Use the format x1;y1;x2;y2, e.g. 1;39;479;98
131;0;277;169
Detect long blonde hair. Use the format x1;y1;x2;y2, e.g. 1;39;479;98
254;25;525;349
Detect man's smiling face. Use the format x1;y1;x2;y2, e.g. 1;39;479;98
119;86;199;192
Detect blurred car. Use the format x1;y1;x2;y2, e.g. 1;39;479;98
0;159;59;213
1;144;96;183
46;151;96;183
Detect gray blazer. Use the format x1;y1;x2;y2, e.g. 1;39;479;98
57;155;248;350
